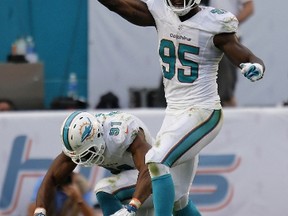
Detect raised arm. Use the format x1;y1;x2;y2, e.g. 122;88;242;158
34;152;76;215
98;0;155;26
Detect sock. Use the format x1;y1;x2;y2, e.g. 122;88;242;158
96;191;123;216
174;199;201;216
152;174;175;216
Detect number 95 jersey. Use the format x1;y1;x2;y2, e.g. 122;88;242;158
142;1;239;111
96;111;153;174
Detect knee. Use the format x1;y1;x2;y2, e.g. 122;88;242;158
148;162;170;178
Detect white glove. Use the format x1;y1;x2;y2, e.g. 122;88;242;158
34;208;46;216
110;205;137;216
240;63;264;82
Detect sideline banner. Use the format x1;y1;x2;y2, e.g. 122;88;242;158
0;108;288;215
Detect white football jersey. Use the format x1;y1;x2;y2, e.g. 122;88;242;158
95;111;153;174
142;2;239;111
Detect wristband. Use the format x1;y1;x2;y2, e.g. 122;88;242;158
129;198;142;209
34;207;46;216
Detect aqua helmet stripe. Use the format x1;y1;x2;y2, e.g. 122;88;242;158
62;111;82;151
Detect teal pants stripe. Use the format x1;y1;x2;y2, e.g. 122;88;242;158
162;110;222;167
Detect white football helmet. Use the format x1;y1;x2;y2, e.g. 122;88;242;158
61;111;106;167
165;0;201;16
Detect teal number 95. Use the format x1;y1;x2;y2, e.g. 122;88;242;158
159;39;199;83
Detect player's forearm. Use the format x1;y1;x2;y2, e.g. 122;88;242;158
34;191;54;215
35;186;55;210
133;169;152;203
243;52;265;71
35;173;58;212
98;0;155;26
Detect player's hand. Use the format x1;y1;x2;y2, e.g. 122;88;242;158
34;208;46;216
240;63;264;82
110;205;137;216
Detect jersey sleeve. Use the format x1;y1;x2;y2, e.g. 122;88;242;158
206;8;239;34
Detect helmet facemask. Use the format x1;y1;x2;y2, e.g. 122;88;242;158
165;0;201;16
61;111;106;167
67;144;105;167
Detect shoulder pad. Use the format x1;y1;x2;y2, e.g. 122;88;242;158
109;115;138;143
208;8;239;34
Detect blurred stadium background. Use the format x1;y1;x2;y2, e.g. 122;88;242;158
1;0;288;215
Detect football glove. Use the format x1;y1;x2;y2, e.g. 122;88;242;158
240;63;264;82
34;208;46;216
110;205;137;216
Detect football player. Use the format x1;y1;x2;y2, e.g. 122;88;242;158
33;111;153;216
33;111;200;216
94;0;265;215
